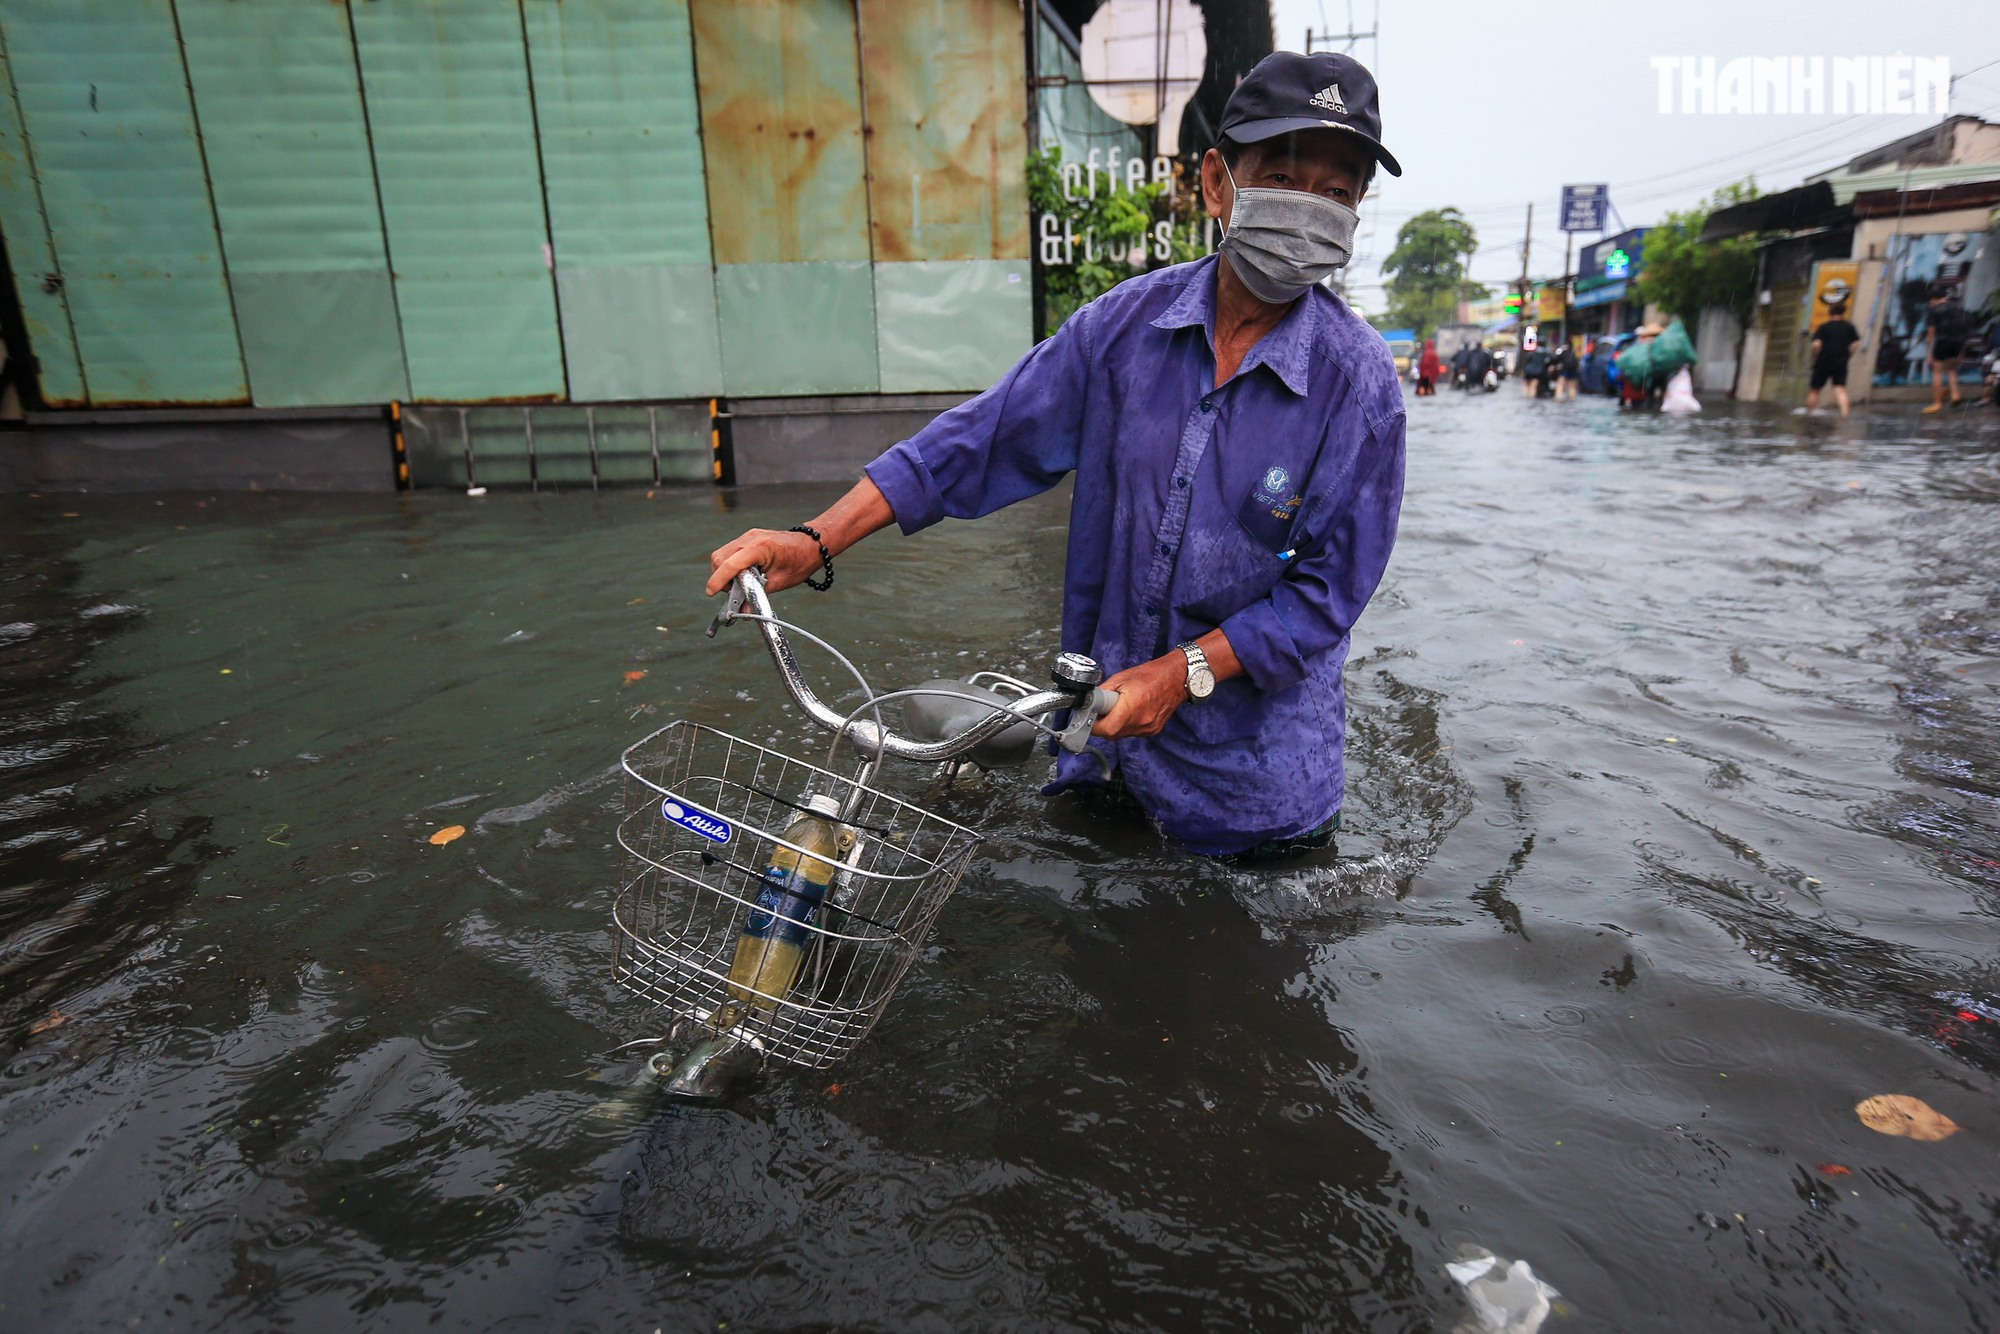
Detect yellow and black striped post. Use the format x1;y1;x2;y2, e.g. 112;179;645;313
709;398;736;487
389;401;410;491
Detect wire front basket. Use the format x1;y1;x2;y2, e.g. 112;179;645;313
613;721;981;1070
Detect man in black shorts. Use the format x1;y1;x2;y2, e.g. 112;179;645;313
1806;301;1860;417
1924;285;1970;414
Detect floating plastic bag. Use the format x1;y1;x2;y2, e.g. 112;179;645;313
1661;366;1701;414
1446;1246;1561;1334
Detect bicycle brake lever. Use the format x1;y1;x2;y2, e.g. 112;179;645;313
705;568;755;639
1058;687;1120;753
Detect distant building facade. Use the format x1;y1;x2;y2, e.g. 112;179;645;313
1716;116;2000;405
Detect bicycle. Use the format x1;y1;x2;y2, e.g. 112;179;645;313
609;568;1119;1102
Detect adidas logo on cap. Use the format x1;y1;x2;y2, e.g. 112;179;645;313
1308;83;1347;114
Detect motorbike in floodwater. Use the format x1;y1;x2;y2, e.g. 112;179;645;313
605;569;1119;1105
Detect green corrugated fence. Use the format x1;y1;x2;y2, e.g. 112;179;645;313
0;0;1031;412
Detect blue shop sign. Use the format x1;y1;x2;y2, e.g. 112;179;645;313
1578;227;1649;290
1571;281;1627;310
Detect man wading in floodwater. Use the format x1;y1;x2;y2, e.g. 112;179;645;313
706;52;1407;863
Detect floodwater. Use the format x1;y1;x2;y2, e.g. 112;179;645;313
3;391;1999;1331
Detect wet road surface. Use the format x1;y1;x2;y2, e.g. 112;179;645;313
3;391;1999;1330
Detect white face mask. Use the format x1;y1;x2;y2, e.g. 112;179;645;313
1219;159;1360;305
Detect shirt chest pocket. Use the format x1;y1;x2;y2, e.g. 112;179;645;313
1234;471;1303;555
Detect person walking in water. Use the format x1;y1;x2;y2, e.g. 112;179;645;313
1519;341;1549;398
1466;343;1494;391
1415;338;1442;396
705;52;1407;862
1805;300;1860;417
1552;338;1580;401
1924;284;1970;414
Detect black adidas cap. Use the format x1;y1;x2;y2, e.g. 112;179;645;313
1218;51;1402;177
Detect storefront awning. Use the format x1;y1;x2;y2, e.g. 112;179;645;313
1850;178;2000;217
1698;182;1845;241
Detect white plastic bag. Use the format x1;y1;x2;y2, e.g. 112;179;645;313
1660;365;1701;414
1446;1247;1561;1333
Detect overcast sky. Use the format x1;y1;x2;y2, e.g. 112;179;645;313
1264;0;2000;313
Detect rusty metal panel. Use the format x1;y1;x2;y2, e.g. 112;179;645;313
855;0;1028;392
350;0;565;403
523;0;721;400
688;0;870;266
175;0;408;408
857;0;1028;264
690;0;876;394
0;25;82;405
0;0;247;405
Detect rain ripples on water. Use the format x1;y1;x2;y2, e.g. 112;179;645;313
2;393;1998;1329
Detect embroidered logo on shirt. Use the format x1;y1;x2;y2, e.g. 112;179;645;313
1308;84;1347;114
1253;467;1303;525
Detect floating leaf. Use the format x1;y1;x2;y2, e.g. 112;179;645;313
1814;1163;1852;1176
623;670;647;684
1856;1094;1959;1141
27;1008;67;1035
428;825;466;847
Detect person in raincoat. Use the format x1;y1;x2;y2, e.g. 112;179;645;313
1416;338;1442;395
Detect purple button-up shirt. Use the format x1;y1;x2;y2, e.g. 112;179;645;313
866;256;1406;854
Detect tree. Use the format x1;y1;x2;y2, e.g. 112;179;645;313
1026;148;1208;336
1630;179;1760;327
1381;208;1483;338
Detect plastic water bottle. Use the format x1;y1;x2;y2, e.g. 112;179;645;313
716;794;843;1022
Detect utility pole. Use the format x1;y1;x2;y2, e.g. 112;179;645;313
1516;202;1533;357
1306;0;1380;65
1023;2;1045;342
1558;230;1572;351
1457;240;1475;323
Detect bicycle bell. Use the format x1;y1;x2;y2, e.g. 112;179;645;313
1051;652;1103;698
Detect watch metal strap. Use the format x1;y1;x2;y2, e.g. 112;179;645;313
1179;641;1209;688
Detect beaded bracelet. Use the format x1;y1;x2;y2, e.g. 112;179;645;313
787;524;835;591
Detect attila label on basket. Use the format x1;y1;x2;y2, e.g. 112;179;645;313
659;797;732;844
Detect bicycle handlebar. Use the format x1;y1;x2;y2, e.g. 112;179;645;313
707;569;1117;763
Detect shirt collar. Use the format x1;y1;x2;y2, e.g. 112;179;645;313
1151;255;1318;397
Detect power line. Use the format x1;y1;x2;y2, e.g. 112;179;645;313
1605;55;1998;194
1613;110;1978;211
1365;76;2000;234
1357;65;2000;303
1608;112;1878;194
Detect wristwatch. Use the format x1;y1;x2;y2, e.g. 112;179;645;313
1178;641;1215;699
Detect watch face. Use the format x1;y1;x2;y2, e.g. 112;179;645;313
1189;666;1215;699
